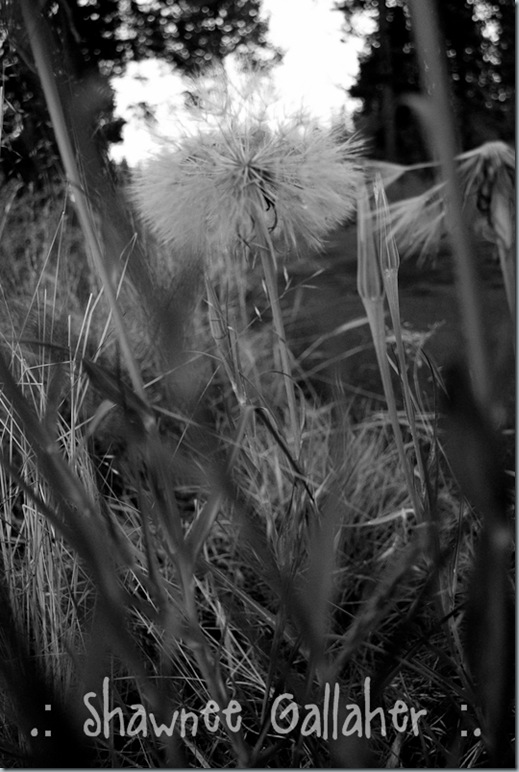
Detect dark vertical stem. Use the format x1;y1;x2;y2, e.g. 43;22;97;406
19;0;147;401
408;0;491;411
378;0;397;161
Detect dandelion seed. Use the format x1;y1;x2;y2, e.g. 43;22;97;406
459;141;515;319
132;70;364;450
131;70;364;261
379;141;515;269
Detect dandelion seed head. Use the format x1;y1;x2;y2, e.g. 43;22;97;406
131;68;364;264
380;141;515;262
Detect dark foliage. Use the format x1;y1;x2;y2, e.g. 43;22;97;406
336;0;515;160
0;0;279;182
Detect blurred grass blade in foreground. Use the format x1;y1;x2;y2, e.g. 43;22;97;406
442;363;514;767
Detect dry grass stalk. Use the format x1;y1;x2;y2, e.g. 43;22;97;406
356;180;423;524
19;0;147;404
374;175;428;496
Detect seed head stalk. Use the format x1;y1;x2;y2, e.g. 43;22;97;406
374;176;428;494
258;219;301;451
357;183;423;523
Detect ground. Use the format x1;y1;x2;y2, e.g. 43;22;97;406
280;223;514;415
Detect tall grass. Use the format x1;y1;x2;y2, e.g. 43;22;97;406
0;1;514;768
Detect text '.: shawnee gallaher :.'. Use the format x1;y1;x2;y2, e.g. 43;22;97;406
82;677;427;740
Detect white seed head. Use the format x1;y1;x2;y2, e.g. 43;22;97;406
131;69;364;261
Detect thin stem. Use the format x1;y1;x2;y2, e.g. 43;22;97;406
497;241;515;328
205;277;249;407
258;227;301;451
385;278;428;486
374;176;428;491
20;0;146;403
363;300;423;523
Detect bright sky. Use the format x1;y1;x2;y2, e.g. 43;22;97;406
111;0;368;165
261;0;364;116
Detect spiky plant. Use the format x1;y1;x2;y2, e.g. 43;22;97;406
372;142;515;322
356;177;425;528
132;69;364;449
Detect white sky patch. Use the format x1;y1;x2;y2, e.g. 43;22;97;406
111;59;189;164
261;0;363;118
111;0;367;165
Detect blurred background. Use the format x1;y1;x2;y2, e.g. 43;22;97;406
0;0;514;180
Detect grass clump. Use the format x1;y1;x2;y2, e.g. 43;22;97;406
0;12;514;769
0;211;511;765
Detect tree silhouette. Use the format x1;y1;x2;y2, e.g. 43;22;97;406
336;0;515;160
0;0;280;181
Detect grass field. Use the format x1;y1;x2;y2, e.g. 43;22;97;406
0;14;515;766
0;150;514;767
282;220;514;406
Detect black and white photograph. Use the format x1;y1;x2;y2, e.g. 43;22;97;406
0;0;514;767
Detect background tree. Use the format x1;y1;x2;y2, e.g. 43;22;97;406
0;0;280;182
336;0;515;161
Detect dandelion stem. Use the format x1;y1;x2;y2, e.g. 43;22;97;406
259;226;301;451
